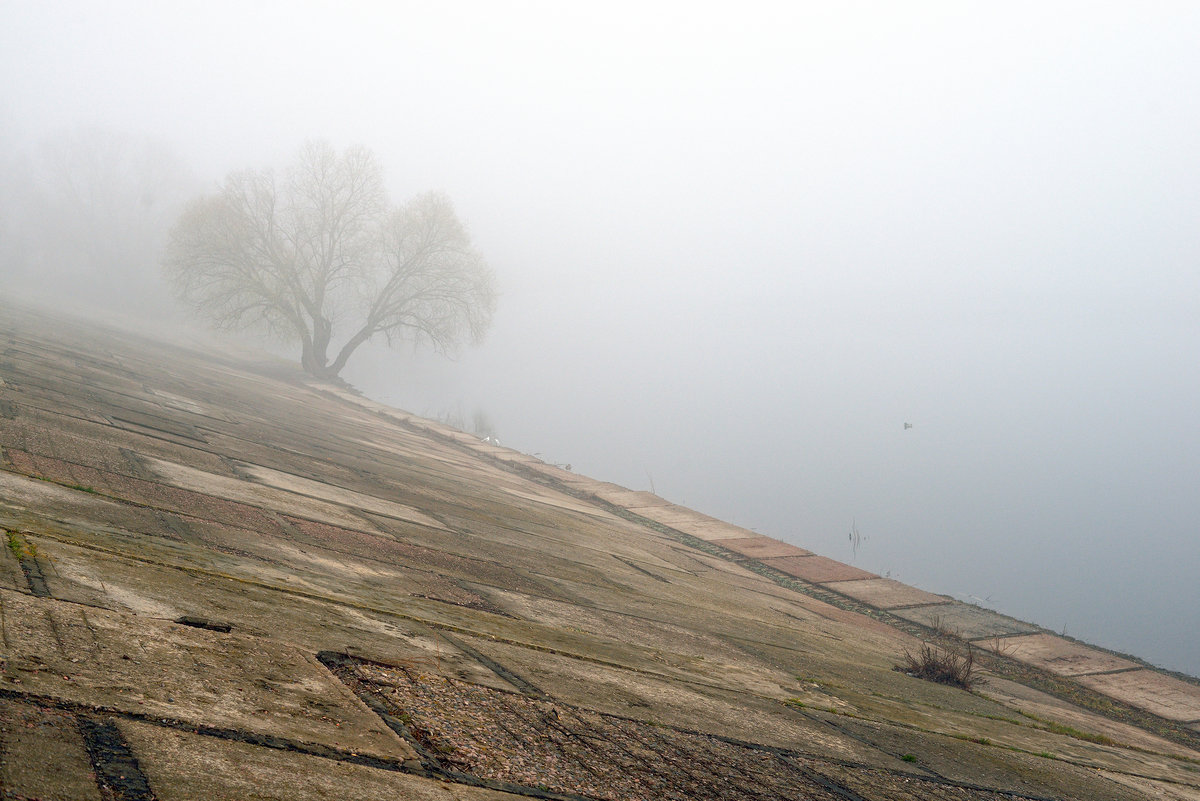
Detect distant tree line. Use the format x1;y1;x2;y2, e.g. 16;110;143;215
0;127;193;316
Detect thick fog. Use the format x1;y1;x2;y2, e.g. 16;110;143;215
2;2;1198;676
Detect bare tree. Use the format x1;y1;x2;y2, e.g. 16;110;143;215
163;141;496;378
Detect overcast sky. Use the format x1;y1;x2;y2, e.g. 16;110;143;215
2;1;1198;675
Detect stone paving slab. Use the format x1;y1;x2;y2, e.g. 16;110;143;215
762;555;878;583
29;535;511;690
664;518;763;542
893;602;1040;640
710;535;813;559
7;450;306;537
1075;670;1200;723
981;633;1143;677
978;676;1200;762
0;588;414;761
462;443;517;457
0;464;123;521
1099;771;1200;801
119;719;523;801
489;450;544;466
491;482;628;521
0;698;102;801
0;534;28;592
8;406;210;473
557;475;616;494
147;387;214;416
507;459;582;484
803;710;1154;801
1;407;236;477
230;459;450;530
142;456;406;532
108;408;208;443
588;484;673;508
626;503;720;527
825;578;952;610
628;504;761;542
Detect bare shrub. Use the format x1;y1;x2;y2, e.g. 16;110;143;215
987;635;1016;657
928;613;961;639
896;642;978;690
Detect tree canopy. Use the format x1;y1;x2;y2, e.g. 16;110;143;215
164;141;495;378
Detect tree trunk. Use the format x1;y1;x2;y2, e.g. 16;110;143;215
323;325;375;378
300;317;334;376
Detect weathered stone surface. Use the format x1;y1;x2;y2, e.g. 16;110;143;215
1075;670;1200;723
895;602;1040;640
623;502;762;541
983;675;1200;760
119;719;524;801
0;698;102;801
763;554;878;583
712;535;813;559
983;633;1143;676
1098;771;1200;801
825;577;951;609
588;484;673;508
801;709;1157;801
0;589;413;761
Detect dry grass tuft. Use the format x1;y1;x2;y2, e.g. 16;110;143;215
896;642;978;690
928;613;961;639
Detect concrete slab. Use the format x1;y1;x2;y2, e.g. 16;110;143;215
627;503;718;527
671;519;764;542
0;532;28;591
1098;771;1200;801
805;711;1155;801
141;456;399;532
762;555;877;583
982;633;1142;677
119;720;523;801
28;535;506;688
492;483;625;521
711;535;813;559
462;442;518;457
0;698;102;801
1;405;236;477
0;589;414;761
628;504;761;541
556;476;615;494
825;578;951;610
108;408;207;443
4;449;307;536
588;485;673;508
148;387;210;416
1075;670;1200;723
231;459;449;530
893;602;1040;640
982;676;1200;762
489;450;543;466
0;464;123;518
512;460;582;484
